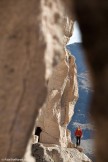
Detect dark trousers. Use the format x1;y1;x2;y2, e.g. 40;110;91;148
76;136;81;146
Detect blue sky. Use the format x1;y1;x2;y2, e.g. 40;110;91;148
68;21;82;44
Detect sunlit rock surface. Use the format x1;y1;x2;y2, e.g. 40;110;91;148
32;9;91;162
35;55;78;147
32;143;92;162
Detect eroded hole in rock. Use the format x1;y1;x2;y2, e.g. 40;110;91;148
34;127;42;142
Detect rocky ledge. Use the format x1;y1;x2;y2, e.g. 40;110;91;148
32;143;92;162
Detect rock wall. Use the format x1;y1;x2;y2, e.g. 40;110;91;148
35;54;78;147
31;11;89;162
34;13;78;149
0;0;64;160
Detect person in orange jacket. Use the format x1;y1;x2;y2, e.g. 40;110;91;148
74;126;82;146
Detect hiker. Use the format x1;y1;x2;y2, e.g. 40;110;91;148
74;126;82;146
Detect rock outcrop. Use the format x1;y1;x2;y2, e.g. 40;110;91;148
35;54;78;147
32;143;91;162
31;12;91;162
33;13;77;146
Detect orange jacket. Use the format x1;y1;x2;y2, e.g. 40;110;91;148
75;128;82;137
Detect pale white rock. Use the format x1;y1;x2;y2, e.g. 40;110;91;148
35;55;78;148
32;143;92;162
32;8;91;162
24;140;35;162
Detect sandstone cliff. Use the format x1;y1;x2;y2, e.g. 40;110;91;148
33;14;77;146
35;53;78;147
31;14;91;162
32;53;92;162
32;53;92;161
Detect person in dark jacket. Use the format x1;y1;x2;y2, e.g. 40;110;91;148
74;126;82;146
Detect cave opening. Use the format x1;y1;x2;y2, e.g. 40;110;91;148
35;127;42;142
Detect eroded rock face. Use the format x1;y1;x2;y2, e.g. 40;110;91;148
0;0;64;159
31;10;88;162
32;143;92;162
35;55;78;147
34;11;77;149
30;4;92;162
63;16;74;46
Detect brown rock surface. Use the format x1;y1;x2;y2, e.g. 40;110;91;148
0;0;64;160
1;0;107;161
